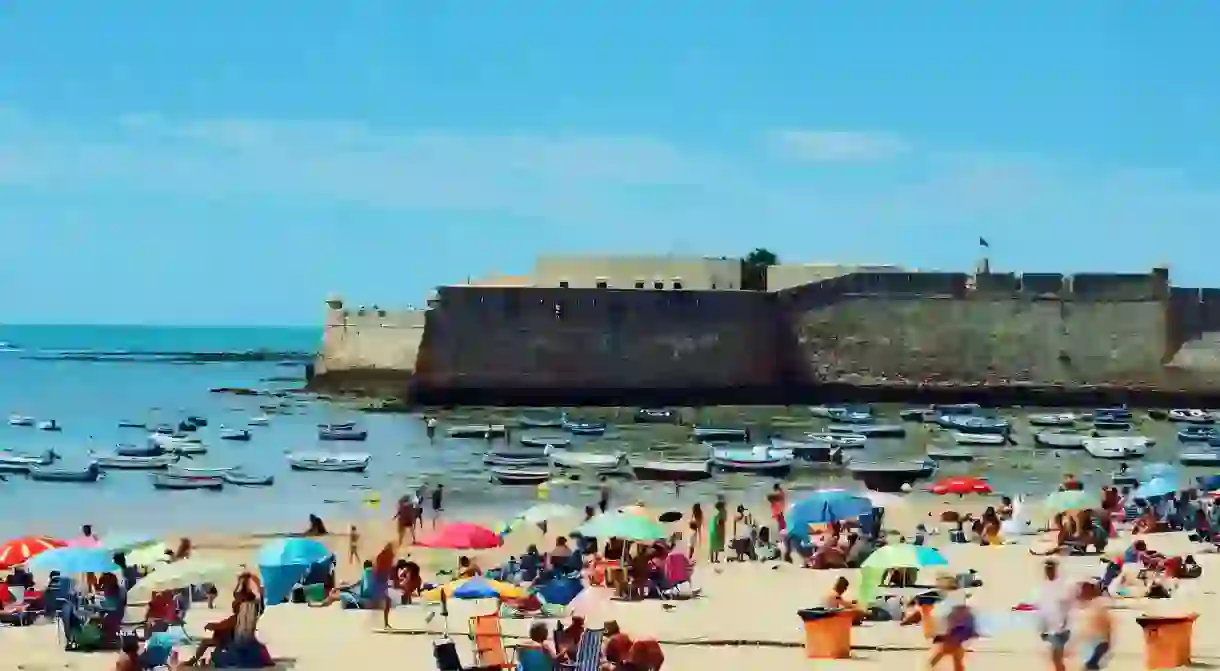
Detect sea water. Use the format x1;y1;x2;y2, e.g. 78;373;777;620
0;324;1203;539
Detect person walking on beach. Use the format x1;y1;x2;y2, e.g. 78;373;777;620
347;524;361;565
431;483;444;528
1037;558;1074;671
598;476;612;513
709;501;726;563
688;503;704;560
767;483;787;537
395;493;418;547
371;542;395;630
1077;580;1113;670
928;573;976;671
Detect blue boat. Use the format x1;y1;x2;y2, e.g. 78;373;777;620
691;426;749;442
1178;426;1218;443
936;415;1010;434
116;442;164;457
561;415;607;436
317;422;368;441
1095;407;1133;422
709;446;793;476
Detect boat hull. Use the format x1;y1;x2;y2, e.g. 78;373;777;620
550;453;625;471
926;448;975;462
28;464;102;482
222;471;275;486
710;457;793;477
631;461;711;482
849;461;936;492
1180;453;1220;467
490;468;550;485
152;474;224;490
633;409;677;423
691;427;749;442
93;454;178;469
447;425;507;439
1034;431;1086;449
519;436;571;448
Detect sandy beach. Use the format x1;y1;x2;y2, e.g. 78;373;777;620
3;492;1218;671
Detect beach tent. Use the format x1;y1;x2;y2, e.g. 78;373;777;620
256;538;332;605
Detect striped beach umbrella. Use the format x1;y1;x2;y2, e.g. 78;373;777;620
0;536;67;569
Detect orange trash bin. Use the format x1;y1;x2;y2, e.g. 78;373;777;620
797;608;853;659
1136;613;1198;670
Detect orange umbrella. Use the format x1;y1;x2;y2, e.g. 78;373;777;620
0;536;67;569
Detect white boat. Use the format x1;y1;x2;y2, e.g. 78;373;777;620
771;438;845;466
951;432;1006;446
490;467;551;485
1169;409;1214;424
519;435;571;448
287;452;371;472
91;453;179;469
1034;430;1087;449
803;432;867;449
37;420;61;432
630;459;712;481
709;445;794;476
150;434;207;454
484;449;550;467
247;416;270;427
1027;413;1077;427
219;427;251;441
1180;451;1220;467
167;464;235;477
0;449;56;472
447;424;508;439
7;415;34;427
1082;436;1150;460
550;450;626;472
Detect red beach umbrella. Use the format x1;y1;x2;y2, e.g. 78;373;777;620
928;476;993;496
0;536;67;569
416;522;503;550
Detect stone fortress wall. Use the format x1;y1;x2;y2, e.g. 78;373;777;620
311;261;1220;401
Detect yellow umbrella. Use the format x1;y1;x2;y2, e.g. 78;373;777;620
126;542;171;566
422;576;526;602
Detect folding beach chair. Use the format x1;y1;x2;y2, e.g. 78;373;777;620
571;628;603;671
469;614;513;669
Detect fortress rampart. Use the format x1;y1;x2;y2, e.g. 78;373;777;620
311;267;1220;405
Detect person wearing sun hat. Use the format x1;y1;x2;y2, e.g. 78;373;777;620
928;572;976;671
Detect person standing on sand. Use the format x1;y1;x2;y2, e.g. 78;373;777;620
431;483;444;529
371;542;395;629
928;573;975;671
348;524;360;565
395;494;418;546
1077;581;1113;670
1037;558;1074;671
688;503;704;560
598;476;612;513
709;501;726;563
768;483;787;537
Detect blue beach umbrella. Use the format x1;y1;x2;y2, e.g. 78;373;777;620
100;533;159;554
787;490;872;538
1134;477;1179;501
256;538;331;567
1140;463;1178;480
1198;475;1220;491
27;547;120;574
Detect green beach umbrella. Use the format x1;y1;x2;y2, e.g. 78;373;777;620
860;544;948;604
1043;490;1100;514
576;511;667;542
498;503;582;535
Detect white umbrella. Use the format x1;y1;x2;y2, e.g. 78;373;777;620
128;557;232;600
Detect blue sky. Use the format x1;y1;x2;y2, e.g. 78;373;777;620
1;3;1218;325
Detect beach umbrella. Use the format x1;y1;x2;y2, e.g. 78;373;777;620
126;542;172;567
1043;490;1101;514
0;536;66;569
567;586;612;620
1141;463;1178;480
576;511;667;541
417;523;503;550
500;504;582;535
255;538;331;567
1134;477;1178;500
1197;475;1220;491
27;546;120;574
859;544;949;604
787;491;872;536
928;476;992;495
99;533;160;554
128;557;232;600
422;576;526;601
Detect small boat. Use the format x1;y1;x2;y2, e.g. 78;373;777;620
950;432;1006;446
803;432;867;449
287;452;371;472
1034;430;1087;449
117;420;147;429
633;408;677;423
1111;471;1139;486
561;416;607;436
518;413;563;428
1169;409;1214;424
447;424;508;439
490;467;551;485
219;427;252;441
936;415;1010;434
898;408;934;422
8;415;34;427
709;446;794;476
1082;437;1150;460
926;447;975;462
247;416;270;427
828;424;906;438
1027;413;1077;427
222;470;275;486
152;424;176;435
1095;407;1133;422
177;421;198;433
0;449;56;472
150;434;207;454
28;462;102;482
691;426;749;442
116;443;164;457
1147;409;1169;421
631;459;712;482
1092;420;1131;431
519;435;571;448
92;453;178;469
808;406;848;419
771;439;845;466
1177;426;1217;443
37;420;61;432
167;464;234;477
1180;451;1220;467
550;450;626;472
186;415;208;427
483;449;550;467
317;423;368;441
932;403;981;416
152;473;224;490
849;460;937;492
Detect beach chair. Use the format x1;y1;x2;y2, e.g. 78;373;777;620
656;552;693;598
516;647;555;671
469;614;513;669
568;628;603;671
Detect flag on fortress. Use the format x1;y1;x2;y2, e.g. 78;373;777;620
979;237;990;248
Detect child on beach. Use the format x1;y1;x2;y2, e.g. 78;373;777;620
348;525;360;564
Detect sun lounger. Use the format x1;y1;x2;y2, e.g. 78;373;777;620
469;614;513;669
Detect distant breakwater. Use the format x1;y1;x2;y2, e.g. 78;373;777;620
20;350;313;364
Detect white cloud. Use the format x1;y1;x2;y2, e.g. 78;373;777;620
768;129;912;162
